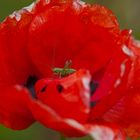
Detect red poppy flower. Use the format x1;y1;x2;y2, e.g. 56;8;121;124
0;0;140;139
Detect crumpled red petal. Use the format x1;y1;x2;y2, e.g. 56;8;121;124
31;69;125;139
0;85;34;130
90;37;140;139
35;69;91;123
28;0;120;77
90;51;132;117
0;9;34;86
29;98;125;139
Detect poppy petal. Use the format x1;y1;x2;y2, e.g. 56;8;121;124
28;0;120;77
0;10;34;86
29;99;125;139
90;38;140;138
102;89;140;139
0;85;35;130
90;50;132;119
35;69;91;123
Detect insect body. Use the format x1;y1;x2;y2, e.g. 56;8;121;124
52;60;76;77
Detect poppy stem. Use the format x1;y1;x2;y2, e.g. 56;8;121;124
60;134;66;140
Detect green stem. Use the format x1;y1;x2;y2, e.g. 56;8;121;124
60;134;66;140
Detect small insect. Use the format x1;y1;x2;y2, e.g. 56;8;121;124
52;60;76;77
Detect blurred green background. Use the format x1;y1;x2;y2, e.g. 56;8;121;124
0;0;140;140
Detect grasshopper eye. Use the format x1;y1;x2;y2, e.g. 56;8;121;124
57;84;64;93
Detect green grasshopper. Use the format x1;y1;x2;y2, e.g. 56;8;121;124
52;60;76;77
